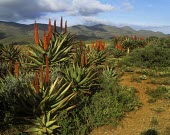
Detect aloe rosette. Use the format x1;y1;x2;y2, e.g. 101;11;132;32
61;63;97;94
25;32;75;70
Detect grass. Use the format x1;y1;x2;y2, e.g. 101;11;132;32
150;107;165;113
134;67;170;85
131;75;142;83
150;78;170;85
146;86;170;102
136;67;170;78
150;117;159;126
122;66;135;72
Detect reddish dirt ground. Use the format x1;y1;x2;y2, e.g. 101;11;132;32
90;71;170;135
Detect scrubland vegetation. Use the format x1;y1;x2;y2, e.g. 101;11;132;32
0;17;170;135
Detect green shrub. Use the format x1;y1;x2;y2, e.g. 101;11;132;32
0;74;30;131
57;85;141;135
121;45;170;67
146;86;170;101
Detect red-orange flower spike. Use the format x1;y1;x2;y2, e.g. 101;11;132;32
140;37;143;40
116;43;123;51
65;21;67;33
34;21;39;45
60;16;63;33
100;44;104;51
134;35;137;41
47;19;52;44
81;52;85;66
96;40;99;50
43;31;48;51
99;40;103;51
54;20;57;33
118;46;121;50
35;71;39;94
92;41;95;48
14;61;19;79
45;55;50;83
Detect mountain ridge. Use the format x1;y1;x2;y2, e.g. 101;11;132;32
0;21;167;45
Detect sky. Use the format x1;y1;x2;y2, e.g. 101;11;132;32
0;0;170;34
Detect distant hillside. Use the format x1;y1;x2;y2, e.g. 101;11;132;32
0;21;167;45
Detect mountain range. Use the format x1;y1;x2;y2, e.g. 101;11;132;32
0;21;167;45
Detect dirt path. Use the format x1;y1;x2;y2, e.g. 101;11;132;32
90;72;170;135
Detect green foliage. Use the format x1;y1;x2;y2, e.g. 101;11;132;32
0;74;30;130
150;117;159;126
0;44;21;75
101;65;117;79
150;78;170;85
131;75;142;83
61;63;97;94
0;62;8;77
56;85;141;135
54;69;141;135
0;44;21;62
136;67;170;77
26;112;60;134
0;75;77;134
121;45;170;67
146;86;170;101
25;32;75;70
88;47;107;66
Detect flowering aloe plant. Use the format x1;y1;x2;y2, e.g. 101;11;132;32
25;32;75;70
26;79;76;134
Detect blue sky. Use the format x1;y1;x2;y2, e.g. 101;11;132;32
0;0;170;33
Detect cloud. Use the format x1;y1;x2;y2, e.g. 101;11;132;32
81;16;112;26
71;0;115;16
0;0;115;22
0;0;43;21
122;2;133;11
38;0;71;12
0;0;68;21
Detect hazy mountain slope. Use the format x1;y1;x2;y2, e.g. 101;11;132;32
0;21;167;45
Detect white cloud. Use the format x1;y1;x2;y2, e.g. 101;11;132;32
71;0;115;16
81;16;113;25
122;2;133;11
38;0;71;11
0;0;115;21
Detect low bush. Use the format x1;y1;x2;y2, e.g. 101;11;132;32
146;86;170;101
57;78;141;134
121;45;170;67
